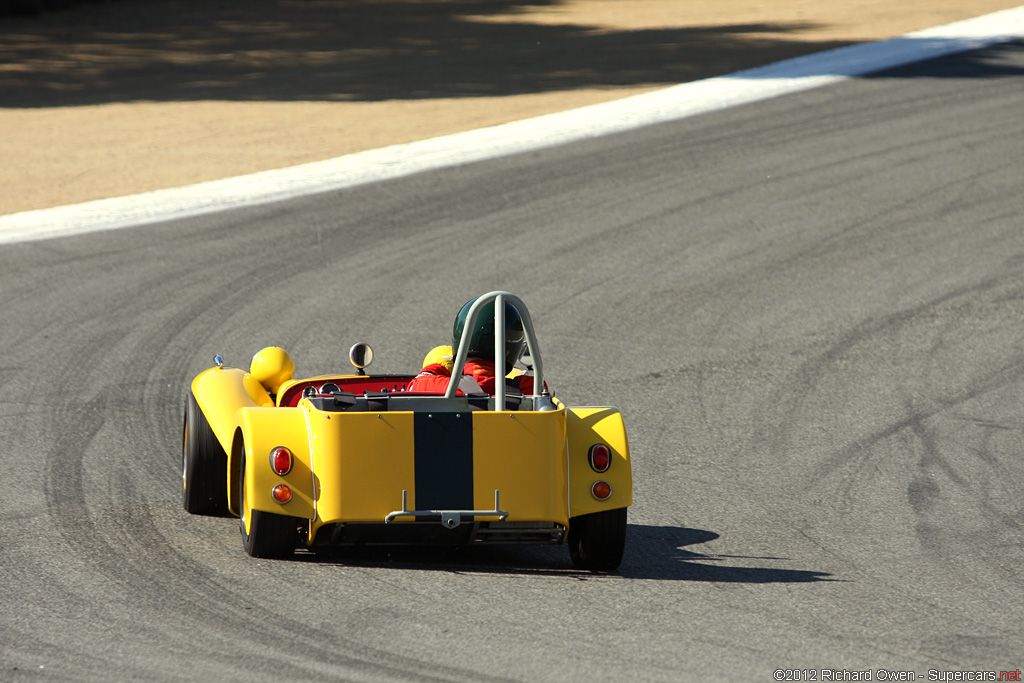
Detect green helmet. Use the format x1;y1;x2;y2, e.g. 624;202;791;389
452;298;526;374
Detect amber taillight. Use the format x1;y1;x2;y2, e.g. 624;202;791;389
272;485;292;504
591;481;613;501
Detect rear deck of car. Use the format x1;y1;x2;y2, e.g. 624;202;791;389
298;395;570;546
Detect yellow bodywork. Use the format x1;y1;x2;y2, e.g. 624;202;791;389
471;411;568;523
304;408;572;541
191;366;272;452
235;406;315;521
306;410;418;525
191;366;632;547
566;407;633;516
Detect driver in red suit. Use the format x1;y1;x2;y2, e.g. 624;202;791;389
408;298;541;396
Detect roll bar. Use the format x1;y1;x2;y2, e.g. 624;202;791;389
444;291;545;408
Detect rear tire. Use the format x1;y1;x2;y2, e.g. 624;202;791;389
568;507;627;572
239;448;296;559
182;392;228;515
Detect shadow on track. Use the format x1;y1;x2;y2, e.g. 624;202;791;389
0;0;842;107
5;1;1021;110
288;523;833;583
619;525;833;583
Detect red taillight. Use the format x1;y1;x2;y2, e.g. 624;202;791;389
272;484;292;504
592;480;612;500
589;443;611;473
270;447;293;475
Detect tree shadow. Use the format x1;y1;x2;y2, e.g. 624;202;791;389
0;0;848;108
860;39;1024;80
293;523;834;583
4;2;1022;110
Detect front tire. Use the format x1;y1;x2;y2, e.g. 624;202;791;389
182;392;228;515
239;447;296;559
568;507;627;572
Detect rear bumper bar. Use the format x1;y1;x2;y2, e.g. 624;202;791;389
384;489;508;528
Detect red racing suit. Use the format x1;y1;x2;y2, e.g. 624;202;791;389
407;359;540;395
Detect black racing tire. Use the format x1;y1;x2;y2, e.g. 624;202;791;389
182;392;228;515
568;507;627;572
238;447;296;559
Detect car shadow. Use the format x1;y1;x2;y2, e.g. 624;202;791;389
617;524;834;582
294;523;834;583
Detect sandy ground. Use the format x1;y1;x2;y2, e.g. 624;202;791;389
1;0;1020;215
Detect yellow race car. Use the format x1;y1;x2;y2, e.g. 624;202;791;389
182;292;632;571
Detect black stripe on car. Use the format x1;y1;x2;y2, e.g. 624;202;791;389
413;412;474;511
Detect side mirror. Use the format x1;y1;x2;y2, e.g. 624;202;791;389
349;343;374;375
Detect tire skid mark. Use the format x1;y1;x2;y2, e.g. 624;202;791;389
793;345;1024;504
33;240;521;682
772;272;1022;484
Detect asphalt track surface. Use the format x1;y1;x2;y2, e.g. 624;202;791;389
2;42;1024;682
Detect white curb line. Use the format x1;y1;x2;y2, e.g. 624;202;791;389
2;5;1023;245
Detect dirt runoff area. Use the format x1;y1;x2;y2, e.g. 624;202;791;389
0;0;1020;215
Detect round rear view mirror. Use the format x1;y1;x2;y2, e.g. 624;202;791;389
349;343;374;373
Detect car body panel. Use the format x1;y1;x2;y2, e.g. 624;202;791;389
566;407;633;517
308;409;417;530
470;409;568;525
235;406;315;520
304;407;570;542
190;376;633;538
191;366;271;454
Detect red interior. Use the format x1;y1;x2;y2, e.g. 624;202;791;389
278;376;420;407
